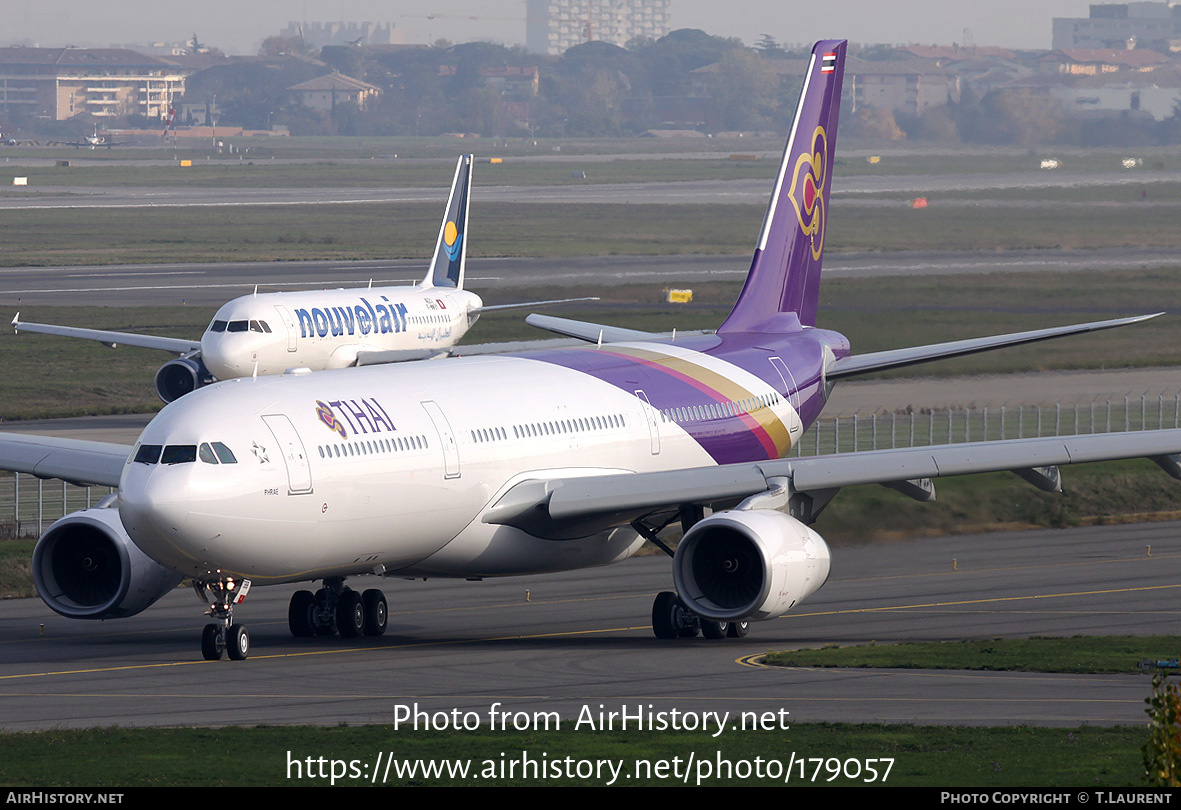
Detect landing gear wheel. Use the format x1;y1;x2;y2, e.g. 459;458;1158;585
201;623;224;660
362;589;387;636
227;625;250;660
653;591;697;639
314;588;336;635
701;620;729;640
289;590;316;637
336;589;365;637
727;620;750;638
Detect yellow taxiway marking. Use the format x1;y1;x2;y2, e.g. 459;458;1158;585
783;582;1181;620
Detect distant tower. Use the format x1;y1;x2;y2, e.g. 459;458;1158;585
526;0;671;55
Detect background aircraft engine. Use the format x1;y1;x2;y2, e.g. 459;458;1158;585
33;505;183;620
154;356;213;403
673;509;831;622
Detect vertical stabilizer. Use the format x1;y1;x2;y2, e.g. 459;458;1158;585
423;154;473;289
718;41;845;333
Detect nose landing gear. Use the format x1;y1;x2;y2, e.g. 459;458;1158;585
195;576;252;661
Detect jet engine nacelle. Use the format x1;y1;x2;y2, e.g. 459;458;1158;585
154;355;214;403
33;503;183;620
673;509;831;622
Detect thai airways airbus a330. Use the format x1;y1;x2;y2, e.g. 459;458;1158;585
13;155;587;402
2;40;1178;661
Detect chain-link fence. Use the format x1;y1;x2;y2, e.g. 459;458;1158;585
796;391;1181;456
2;390;1179;537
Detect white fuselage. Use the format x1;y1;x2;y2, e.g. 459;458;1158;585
116;343;804;585
199;286;482;380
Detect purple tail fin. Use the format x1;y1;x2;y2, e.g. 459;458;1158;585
718;40;845;334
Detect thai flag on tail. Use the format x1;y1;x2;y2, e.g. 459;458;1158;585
821;52;837;73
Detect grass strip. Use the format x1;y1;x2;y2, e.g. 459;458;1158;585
764;635;1181;674
0;723;1149;787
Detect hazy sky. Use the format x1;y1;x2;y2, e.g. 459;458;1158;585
9;1;1089;54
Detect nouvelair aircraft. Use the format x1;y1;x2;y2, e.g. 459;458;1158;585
3;41;1180;661
13;155;587;403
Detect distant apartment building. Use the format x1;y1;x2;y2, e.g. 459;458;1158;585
526;0;670;55
0;47;189;120
279;22;402;48
288;72;382;112
1053;2;1181;52
846;57;959;116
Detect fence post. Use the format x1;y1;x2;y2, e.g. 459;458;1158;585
1055;402;1060;436
891;413;897;448
834;417;840;454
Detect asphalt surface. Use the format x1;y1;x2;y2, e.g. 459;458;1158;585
1;520;1176;731
3;247;1180;308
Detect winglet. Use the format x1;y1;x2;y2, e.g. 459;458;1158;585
423;154;473;290
718;40;846;334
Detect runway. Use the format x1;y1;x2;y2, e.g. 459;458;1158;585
3;247;1180;307
1;520;1176;730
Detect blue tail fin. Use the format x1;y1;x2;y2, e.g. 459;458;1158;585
718;41;845;334
423;154;472;289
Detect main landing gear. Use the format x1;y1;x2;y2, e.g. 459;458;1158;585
633;509;752;642
195;577;252;661
651;591;749;640
288;577;388;639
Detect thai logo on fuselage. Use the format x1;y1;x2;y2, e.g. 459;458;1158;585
443;219;462;261
316;400;347;439
315;397;397;440
787;125;827;261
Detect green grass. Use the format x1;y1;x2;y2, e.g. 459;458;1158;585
764;636;1181;674
0;723;1150;786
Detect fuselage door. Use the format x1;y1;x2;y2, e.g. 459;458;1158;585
275;305;298;352
421;400;461;479
634;389;660;455
262;413;313;494
768;356;803;441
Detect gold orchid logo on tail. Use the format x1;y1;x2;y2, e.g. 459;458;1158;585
787;126;827;261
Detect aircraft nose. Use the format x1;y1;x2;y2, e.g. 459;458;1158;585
118;468;192;566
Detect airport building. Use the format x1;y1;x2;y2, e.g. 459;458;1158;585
526;0;671;55
1052;2;1181;52
0;47;189;121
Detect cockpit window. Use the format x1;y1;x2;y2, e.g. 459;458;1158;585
249;320;264;333
161;445;197;464
211;442;238;464
134;444;163;464
227;320;249;333
208;320;227;333
260;321;272;333
199;443;218;464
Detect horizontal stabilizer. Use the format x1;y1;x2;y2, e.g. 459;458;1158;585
827;313;1162;379
12;315;200;355
525;313;711;344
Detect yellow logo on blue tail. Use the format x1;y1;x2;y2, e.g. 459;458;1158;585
443;220;463;261
787;126;827;261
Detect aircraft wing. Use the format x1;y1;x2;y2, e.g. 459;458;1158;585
827;313;1162;380
525;313;712;344
472;297;599;314
12;315;200;355
483;429;1181;539
354;348;450;365
0;433;130;487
